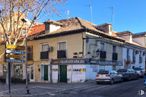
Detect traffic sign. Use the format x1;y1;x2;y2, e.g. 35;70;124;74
6;45;25;50
6;50;25;55
6;45;17;49
6;54;25;59
6;59;25;63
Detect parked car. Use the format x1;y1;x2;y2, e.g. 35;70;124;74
117;69;130;81
127;69;139;80
144;72;146;86
96;70;122;84
133;67;144;78
117;69;139;81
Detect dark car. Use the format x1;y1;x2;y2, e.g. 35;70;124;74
117;69;138;81
117;69;130;81
127;69;139;80
144;72;146;86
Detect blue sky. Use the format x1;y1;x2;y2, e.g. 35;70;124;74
40;0;146;33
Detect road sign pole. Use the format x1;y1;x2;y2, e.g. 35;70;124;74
8;62;11;94
25;38;30;94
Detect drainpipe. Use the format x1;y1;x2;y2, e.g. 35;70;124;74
25;37;30;94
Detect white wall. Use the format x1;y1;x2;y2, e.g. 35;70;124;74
85;65;113;80
68;65;86;83
52;65;58;83
85;65;98;80
122;47;145;69
98;66;113;71
50;24;60;33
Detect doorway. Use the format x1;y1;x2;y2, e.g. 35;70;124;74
27;65;34;82
41;65;48;81
59;65;67;82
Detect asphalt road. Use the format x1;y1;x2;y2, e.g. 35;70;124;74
53;79;146;97
0;79;146;97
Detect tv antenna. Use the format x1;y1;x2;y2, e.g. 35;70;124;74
89;0;93;22
66;10;70;18
109;6;114;24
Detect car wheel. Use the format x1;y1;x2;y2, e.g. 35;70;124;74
120;78;124;82
110;79;114;85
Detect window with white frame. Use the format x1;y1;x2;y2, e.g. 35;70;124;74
58;42;66;50
42;44;49;52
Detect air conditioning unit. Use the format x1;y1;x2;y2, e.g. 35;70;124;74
48;46;54;52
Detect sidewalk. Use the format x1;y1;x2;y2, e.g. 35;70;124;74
0;80;96;97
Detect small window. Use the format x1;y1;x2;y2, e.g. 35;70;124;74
42;44;48;52
139;51;142;63
133;50;135;63
86;36;89;43
127;48;129;60
100;43;105;51
113;46;116;53
58;42;66;50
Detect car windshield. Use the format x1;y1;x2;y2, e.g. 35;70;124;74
117;69;127;72
98;70;109;74
133;68;142;70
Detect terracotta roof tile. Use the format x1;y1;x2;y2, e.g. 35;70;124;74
28;24;45;36
36;17;124;42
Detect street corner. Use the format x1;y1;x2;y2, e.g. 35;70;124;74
0;86;59;97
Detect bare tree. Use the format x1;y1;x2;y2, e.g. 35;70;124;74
0;0;65;57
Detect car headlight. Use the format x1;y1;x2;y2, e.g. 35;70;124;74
118;74;123;77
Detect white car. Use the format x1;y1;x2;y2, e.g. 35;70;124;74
96;70;122;84
133;67;144;78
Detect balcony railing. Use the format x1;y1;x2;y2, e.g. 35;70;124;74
27;53;33;60
100;51;106;60
40;51;49;59
57;50;66;58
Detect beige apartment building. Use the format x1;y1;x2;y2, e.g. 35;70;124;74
0;17;146;83
25;17;125;83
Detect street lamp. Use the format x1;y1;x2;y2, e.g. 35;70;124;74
21;18;30;94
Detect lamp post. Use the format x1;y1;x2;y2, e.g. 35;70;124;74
21;18;30;94
25;36;30;94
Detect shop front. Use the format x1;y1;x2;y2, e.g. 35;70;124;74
51;58;122;83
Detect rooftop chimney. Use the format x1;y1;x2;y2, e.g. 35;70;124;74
44;20;62;33
96;23;112;35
